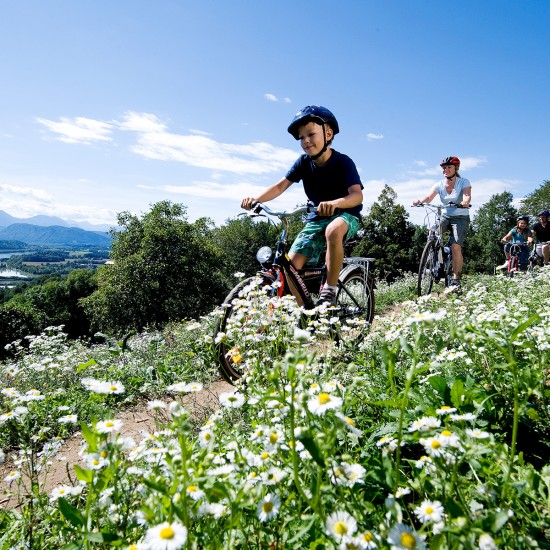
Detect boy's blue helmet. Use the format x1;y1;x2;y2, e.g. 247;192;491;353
538;209;550;217
287;105;340;140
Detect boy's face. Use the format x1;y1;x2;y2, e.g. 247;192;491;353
297;121;332;157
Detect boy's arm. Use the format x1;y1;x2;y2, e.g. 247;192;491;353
317;184;363;217
241;178;294;210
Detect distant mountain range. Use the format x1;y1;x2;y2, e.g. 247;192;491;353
0;224;112;246
0;210;114;232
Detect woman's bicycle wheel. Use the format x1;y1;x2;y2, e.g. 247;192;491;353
418;242;437;296
214;274;276;382
334;266;375;341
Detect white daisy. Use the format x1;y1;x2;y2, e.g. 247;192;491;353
307;392;343;415
185;485;205;501
414;500;445;523
256;493;281;522
142;521;188;550
95;419;123;434
3;470;21;484
219;391;246;409
147;400;167;410
325;510;357;541
58;414;78;424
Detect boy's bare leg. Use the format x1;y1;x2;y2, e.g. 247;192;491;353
325;218;349;286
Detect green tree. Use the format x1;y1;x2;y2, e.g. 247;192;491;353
519;179;550;216
352;185;419;282
211;216;281;282
0;302;46;357
83;201;225;334
466;191;518;273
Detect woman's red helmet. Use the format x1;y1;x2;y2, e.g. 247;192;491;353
440;156;460;168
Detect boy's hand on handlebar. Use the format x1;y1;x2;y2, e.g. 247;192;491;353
241;197;257;210
317;201;339;217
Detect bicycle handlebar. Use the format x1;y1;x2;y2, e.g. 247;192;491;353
412;202;471;209
250;201;318;217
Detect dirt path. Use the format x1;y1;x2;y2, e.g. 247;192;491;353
0;379;234;509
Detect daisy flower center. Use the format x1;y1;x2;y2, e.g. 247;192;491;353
159;526;175;540
319;393;331;405
401;532;417;548
262;502;273;513
334;521;348;535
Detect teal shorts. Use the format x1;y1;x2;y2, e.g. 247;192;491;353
290;212;361;265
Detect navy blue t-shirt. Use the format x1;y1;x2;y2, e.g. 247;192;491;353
285;150;363;220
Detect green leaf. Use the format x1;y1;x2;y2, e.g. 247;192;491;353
450;379;465;408
297;435;325;467
73;464;93;484
76;358;97;373
142;476;170;495
491;510;511;532
80;422;98;452
428;375;447;394
58;497;85;527
510;313;540;342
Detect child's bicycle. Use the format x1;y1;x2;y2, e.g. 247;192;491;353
503;242;530;277
413;202;467;296
213;202;375;382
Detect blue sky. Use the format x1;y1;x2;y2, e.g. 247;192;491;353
1;0;549;229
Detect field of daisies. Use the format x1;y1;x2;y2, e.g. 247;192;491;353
1;269;549;549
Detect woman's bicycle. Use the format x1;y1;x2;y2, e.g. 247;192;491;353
213;202;375;382
413;202;465;296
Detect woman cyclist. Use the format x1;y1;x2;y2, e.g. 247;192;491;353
413;155;471;292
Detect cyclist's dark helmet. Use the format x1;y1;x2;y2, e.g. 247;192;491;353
538;209;550;217
440;156;460;167
287;105;340;140
517;215;530;222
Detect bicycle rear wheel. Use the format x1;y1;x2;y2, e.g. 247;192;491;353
418;242;436;296
214;274;275;382
334;266;375;341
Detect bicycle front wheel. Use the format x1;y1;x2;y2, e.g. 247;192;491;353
418;242;436;296
213;274;275;383
334;266;375;340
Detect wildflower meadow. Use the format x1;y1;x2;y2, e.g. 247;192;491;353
0;269;549;549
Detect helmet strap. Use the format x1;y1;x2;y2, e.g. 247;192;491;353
308;124;328;161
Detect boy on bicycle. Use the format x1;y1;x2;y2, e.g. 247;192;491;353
241;105;363;305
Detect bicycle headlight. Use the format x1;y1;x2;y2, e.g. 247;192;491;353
256;246;272;264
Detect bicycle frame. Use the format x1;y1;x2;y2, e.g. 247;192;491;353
414;203;454;295
507;243;529;276
250;202;374;311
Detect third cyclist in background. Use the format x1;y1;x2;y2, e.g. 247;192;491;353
532;209;550;266
413;156;471;293
498;215;532;271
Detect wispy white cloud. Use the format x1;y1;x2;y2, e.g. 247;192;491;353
367;133;384;141
0;183;54;202
37;116;114;144
37;111;297;175
117;111;166;133
138;179;304;205
263;93;292;104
